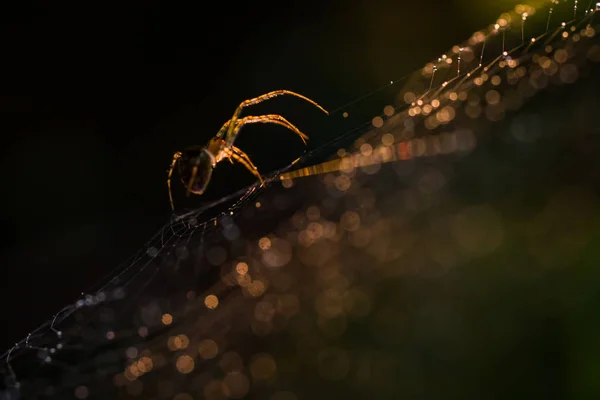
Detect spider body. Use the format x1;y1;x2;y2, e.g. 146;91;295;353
167;90;328;210
175;144;216;195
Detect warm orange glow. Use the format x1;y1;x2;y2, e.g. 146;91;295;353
176;355;195;374
198;339;219;359
161;313;173;325
204;294;219;309
236;261;248;275
258;237;271;250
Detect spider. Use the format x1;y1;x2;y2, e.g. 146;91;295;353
167;90;328;210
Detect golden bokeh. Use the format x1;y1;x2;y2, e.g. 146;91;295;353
258;237;272;250
235;262;248;275
204;294;219;309
161;313;173;326
175;355;195;374
167;334;189;351
198;339;219;360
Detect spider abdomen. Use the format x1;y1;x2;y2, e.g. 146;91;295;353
177;146;214;194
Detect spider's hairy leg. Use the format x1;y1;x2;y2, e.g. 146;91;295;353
239;90;328;114
222;146;265;187
225;90;328;144
167;151;182;211
215;119;232;139
225;114;310;147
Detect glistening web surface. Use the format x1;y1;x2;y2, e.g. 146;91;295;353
3;1;600;399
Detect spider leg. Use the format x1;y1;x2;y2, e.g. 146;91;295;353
221;146;265;187
224;90;328;146
167;151;182;211
224;114;309;147
216;120;231;138
214;121;236;164
238;90;328;114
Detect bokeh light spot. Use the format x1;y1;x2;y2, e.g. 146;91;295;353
250;353;277;381
205;295;219;309
198;339;219;359
161;313;173;325
222;372;250;399
175;355;195;374
236;261;248;275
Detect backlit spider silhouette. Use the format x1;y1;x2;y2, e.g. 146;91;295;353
167;90;328;210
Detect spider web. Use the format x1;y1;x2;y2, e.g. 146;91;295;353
2;2;600;399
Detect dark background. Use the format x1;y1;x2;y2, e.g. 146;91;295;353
2;0;517;351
